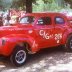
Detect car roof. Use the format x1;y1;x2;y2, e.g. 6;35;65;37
22;12;66;17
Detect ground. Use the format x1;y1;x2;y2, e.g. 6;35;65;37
0;47;72;72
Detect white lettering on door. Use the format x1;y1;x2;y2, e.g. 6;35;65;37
39;30;51;39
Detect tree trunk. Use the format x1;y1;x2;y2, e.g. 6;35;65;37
26;0;32;13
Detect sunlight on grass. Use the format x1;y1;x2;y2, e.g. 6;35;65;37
0;65;5;68
4;69;17;72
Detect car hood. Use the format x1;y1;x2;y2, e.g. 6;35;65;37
0;24;33;30
0;24;34;37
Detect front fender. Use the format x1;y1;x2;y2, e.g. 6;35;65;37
0;34;38;56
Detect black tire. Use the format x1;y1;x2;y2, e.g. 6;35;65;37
65;34;72;52
10;46;27;67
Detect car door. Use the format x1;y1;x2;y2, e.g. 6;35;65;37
54;16;66;45
35;16;55;48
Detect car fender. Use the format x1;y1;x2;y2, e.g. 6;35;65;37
1;34;38;56
62;29;72;45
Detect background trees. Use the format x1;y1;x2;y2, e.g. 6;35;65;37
10;0;72;12
0;0;72;13
64;0;72;8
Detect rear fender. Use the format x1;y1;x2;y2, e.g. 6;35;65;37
62;30;72;45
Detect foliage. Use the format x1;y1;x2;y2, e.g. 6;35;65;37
0;0;72;12
42;0;53;4
0;0;3;10
11;0;54;10
0;0;12;11
64;0;72;8
11;0;37;10
33;0;62;12
11;0;25;10
64;0;72;4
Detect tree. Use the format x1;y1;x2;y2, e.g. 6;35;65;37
11;0;53;13
0;0;72;13
64;0;72;8
33;0;62;12
11;0;36;13
25;0;50;13
11;0;25;10
8;0;72;13
26;0;32;13
0;0;3;10
0;0;12;11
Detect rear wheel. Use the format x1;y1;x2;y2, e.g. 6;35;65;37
10;46;27;67
64;35;72;52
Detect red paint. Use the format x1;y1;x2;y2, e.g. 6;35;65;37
0;13;72;56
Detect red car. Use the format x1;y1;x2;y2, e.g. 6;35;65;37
0;13;72;66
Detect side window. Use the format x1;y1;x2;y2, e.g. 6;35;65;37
55;17;65;24
20;16;35;24
37;17;51;25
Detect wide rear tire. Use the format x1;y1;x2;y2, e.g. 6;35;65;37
64;35;72;52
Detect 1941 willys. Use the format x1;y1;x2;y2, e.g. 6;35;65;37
0;13;72;66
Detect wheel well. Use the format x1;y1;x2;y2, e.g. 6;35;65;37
68;33;72;37
66;33;72;41
23;43;31;53
63;33;72;44
16;42;33;54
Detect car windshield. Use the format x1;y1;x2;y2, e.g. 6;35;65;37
20;16;35;24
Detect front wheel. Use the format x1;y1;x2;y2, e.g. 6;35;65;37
64;35;72;52
10;46;27;67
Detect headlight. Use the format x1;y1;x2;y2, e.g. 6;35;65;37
2;38;6;45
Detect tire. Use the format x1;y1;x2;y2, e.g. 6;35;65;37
65;34;72;52
10;46;27;67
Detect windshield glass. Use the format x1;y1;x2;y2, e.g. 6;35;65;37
20;16;35;24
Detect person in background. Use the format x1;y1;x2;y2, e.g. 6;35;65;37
3;15;10;26
9;15;19;24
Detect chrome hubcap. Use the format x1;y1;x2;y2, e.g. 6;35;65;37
15;50;26;64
